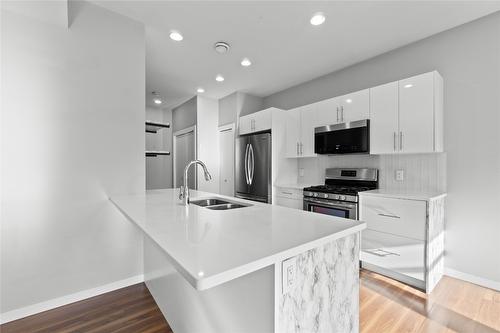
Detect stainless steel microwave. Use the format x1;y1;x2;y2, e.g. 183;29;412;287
314;119;369;155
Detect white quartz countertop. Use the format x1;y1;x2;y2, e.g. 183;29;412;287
111;189;365;291
359;189;447;201
274;183;316;190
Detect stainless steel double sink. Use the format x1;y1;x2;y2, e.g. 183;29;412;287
190;198;251;210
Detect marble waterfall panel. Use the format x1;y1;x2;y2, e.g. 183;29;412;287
278;233;360;333
426;196;446;292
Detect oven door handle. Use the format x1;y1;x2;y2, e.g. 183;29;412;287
304;198;356;209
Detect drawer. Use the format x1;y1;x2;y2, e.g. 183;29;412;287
361;229;425;282
275;187;303;200
360;196;427;240
275;196;302;210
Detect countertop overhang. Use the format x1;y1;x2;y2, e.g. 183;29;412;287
111;189;366;290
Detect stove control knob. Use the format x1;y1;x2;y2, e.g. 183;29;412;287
322;193;329;199
339;195;346;201
313;193;318;197
334;195;340;200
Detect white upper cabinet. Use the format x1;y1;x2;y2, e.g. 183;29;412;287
369;71;443;155
239;108;272;135
285;105;317;158
399;71;442;153
370;82;399;154
337;89;370;123
315;97;339;126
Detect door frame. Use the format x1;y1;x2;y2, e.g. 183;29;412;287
173;125;197;188
218;123;235;196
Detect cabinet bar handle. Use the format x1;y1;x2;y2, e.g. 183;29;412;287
378;213;400;219
393;132;397;151
300;142;303;155
296;142;299;155
399;131;403;151
341;106;344;122
281;191;293;195
336;107;339;122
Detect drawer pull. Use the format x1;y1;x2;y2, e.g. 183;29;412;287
365;249;400;257
281;191;293;195
378;213;400;219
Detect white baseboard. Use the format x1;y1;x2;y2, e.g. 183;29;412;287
445;268;500;291
0;274;144;325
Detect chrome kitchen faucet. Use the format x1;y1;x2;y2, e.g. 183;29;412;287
179;160;212;205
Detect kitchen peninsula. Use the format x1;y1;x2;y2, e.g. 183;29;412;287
111;189;365;333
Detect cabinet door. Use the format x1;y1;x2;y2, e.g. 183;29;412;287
399;72;435;153
338;89;369;122
253;109;272;133
239;115;252;135
299;104;317;157
285;108;301;157
370;82;399;154
315;97;339;127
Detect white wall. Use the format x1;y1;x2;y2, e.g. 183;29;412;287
172;96;197;133
197;96;220;193
263;12;500;285
146;107;173;189
1;0;145;317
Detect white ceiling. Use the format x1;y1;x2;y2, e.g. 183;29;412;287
91;1;500;109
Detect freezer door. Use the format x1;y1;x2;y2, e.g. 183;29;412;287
248;133;271;202
235;136;249;196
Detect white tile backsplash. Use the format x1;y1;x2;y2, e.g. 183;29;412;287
298;153;446;193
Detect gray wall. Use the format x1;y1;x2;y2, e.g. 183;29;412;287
172;96;197;132
1;1;144;314
146;107;173;189
263;12;500;284
218;92;264;126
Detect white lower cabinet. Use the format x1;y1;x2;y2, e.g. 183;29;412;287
361;229;425;287
359;193;445;293
274;187;303;210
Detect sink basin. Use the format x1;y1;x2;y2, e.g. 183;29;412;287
190;198;230;207
190;197;251;210
206;203;247;210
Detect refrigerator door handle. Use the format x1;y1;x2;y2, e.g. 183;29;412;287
244;143;250;185
249;144;255;185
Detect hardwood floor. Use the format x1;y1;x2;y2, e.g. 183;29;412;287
2;271;499;333
0;283;172;333
360;269;500;333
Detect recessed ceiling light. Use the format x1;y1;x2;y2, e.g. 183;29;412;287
169;30;183;41
345;98;353;103
241;58;252;67
404;84;413;88
310;12;326;26
154;99;162;105
215;74;224;82
197;88;205;93
198;271;204;277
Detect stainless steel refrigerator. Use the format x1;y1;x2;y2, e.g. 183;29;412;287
235;132;271;203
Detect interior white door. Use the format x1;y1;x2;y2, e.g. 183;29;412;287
174;130;196;189
399;72;435;153
370;82;399;154
338;89;369;122
285;108;301;157
219;126;234;196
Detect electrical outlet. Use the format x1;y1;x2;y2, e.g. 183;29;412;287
396;169;404;181
299;168;305;177
282;257;296;294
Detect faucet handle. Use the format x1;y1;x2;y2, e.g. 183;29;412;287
179;186;184;200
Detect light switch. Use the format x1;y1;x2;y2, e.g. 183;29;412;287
282;256;297;294
396;169;404;181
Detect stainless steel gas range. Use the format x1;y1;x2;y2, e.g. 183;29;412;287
303;168;378;220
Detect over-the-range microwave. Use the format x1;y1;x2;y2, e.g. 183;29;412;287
314;119;369;155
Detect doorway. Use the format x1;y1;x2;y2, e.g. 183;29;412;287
218;124;235;196
173;126;197;189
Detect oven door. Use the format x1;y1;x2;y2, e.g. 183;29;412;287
303;198;358;220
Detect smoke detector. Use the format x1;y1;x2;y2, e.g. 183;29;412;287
214;41;230;54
